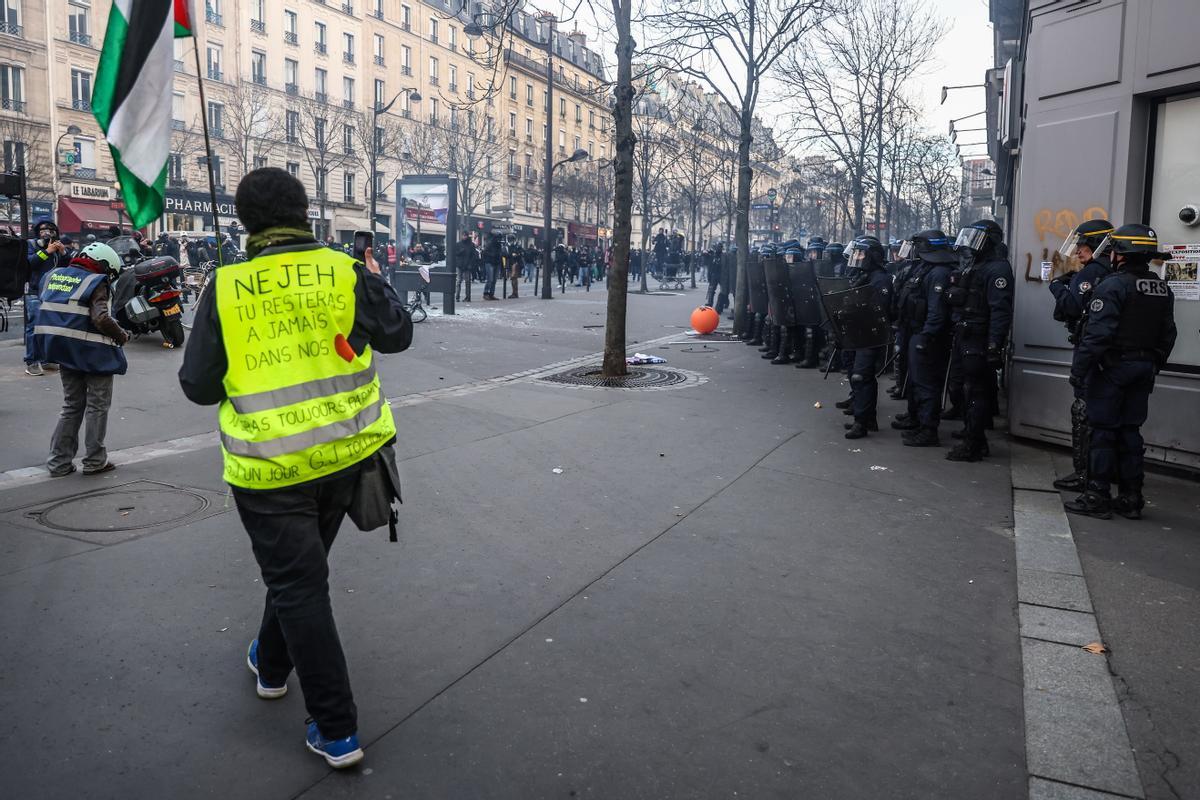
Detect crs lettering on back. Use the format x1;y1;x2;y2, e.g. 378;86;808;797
1135;279;1168;297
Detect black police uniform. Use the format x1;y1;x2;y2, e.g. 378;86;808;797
889;258;916;399
846;257;892;435
946;252;1014;458
1070;267;1176;514
1048;252;1111;485
899;258;955;444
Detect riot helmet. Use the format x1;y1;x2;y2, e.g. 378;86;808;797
783;240;804;264
806;238;826;261
953;219;1003;256
1094;223;1166;268
824;242;845;263
1057;218;1114;261
909;229;957;265
847;236;884;269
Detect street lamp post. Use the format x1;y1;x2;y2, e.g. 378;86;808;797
539;14;557;299
52;124;83;218
371;87;421;239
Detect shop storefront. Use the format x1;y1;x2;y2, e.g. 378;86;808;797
56;183;131;237
568;221;598;247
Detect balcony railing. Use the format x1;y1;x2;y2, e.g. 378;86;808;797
284;31;298;45
466;89;475;100
0;21;22;37
315;91;327;103
207;68;222;81
252;74;266;85
71;98;92;111
373;55;385;66
429;76;439;86
68;30;91;46
343;99;354;110
343;52;354;65
285;83;299;95
315;42;326;55
168;177;188;188
401;108;411;119
250;19;265;34
428;114;439;125
401;65;412;76
205;10;222;26
341;2;354;14
429;34;438;44
372;8;383;19
507;166;520;177
211;127;225;139
401;21;410;31
449;83;458;93
73;166;97;178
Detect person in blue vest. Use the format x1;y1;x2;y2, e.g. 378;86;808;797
34;241;129;477
24;218;70;376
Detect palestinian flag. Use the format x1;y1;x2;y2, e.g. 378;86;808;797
92;0;186;229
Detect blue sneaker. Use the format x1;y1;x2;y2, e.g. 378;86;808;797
246;639;288;699
305;720;363;768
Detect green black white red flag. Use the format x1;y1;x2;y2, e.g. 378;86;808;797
92;0;192;229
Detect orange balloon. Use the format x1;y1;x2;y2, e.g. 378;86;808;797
690;306;720;334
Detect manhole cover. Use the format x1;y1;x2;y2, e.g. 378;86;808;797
534;364;706;391
35;487;208;533
1;480;232;545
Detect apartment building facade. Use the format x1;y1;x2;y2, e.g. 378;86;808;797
0;0;611;244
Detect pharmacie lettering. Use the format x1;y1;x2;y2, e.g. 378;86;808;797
232;263;337;300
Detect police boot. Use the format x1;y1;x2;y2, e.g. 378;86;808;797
759;323;775;354
1053;472;1086;492
771;327;793;364
902;427;940;447
761;324;779;359
891;415;919;431
790;327;805;361
746;318;764;346
835;398;852;410
946;440;985;462
797;329;821;368
1113;482;1145;520
1064;491;1113;520
844;418;878;438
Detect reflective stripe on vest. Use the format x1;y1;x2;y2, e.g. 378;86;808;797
214;247;396;490
39;301;90;315
33;325;120;347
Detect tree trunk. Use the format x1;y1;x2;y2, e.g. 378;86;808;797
602;5;634;378
732;101;754;335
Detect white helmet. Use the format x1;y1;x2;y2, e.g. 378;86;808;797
79;241;122;278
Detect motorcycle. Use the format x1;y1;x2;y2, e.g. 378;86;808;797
109;239;186;348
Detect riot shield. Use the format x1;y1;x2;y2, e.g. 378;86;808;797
787;257;822;326
747;252;768;314
819;284;891;350
761;254;796;326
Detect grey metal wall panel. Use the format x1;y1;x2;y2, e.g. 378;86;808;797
1144;0;1200;76
1034;2;1125;99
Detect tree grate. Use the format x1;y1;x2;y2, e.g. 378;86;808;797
534;364;705;391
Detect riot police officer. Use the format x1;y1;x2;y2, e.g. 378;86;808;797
944;220;1014;461
887;239;919;400
795;239;828;368
891;230;957;446
822;242;845;278
1065;224;1176;520
1047;219;1114;490
843;237;892;439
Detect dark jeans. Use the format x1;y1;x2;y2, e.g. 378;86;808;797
483;262;498;297
233;469;361;739
457;267;472;300
1085;360;1156;496
909;334;951;431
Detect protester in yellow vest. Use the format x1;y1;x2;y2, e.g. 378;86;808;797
179;168;412;768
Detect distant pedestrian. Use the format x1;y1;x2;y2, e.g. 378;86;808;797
454;231;476;302
24;218;69;376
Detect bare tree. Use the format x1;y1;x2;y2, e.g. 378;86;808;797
442;108;503;230
221;81;282;183
602;0;636;377
0;118;55;203
292;96;359;237
782;0;944;241
650;0;835;335
907;134;959;232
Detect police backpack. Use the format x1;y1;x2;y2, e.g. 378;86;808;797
0;232;29;300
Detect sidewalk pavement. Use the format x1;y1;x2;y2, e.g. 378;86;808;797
0;289;1192;798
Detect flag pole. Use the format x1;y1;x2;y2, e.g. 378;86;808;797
190;37;224;268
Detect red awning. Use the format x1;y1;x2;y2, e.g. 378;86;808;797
56;198;133;235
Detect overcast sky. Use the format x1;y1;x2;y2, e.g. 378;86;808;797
554;0;996;157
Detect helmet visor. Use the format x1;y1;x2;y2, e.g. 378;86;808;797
1091;234;1112;261
954;226;990;252
897;240;914;260
847;247;865;268
1057;231;1081;260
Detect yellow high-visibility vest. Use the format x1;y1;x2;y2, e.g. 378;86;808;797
214;245;396;489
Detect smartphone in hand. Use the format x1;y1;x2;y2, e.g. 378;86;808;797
353;230;374;263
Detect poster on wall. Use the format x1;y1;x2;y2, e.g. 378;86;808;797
1161;244;1200;301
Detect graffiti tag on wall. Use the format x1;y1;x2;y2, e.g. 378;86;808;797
1034;206;1109;242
